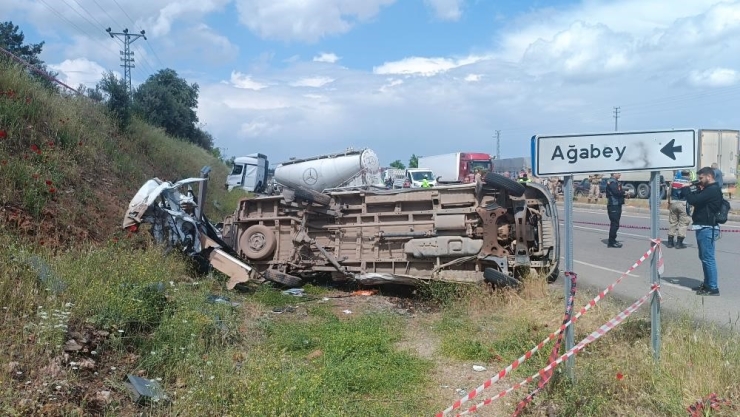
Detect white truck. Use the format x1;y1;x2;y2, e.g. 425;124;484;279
226;153;269;193
392;168;438;189
573;129;738;198
418;152;493;184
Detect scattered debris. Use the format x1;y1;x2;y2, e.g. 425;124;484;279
63;339;83;352
352;289;378;296
26;255;67;294
472;365;487;372
282;288;305;297
124;374;169;405
271;306;296;314
206;294;240;307
342;310;352;315
687;393;733;416
306;350;323;360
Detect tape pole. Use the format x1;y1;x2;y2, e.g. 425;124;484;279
649;171;661;362
455;286;658;417
436;241;659;417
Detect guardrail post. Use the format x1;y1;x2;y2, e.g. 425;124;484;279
649;170;661;362
563;174;575;379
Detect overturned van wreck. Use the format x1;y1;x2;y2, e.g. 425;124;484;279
123;170;560;288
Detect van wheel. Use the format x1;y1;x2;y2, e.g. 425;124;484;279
263;270;303;287
240;225;276;260
483;173;526;197
637;183;650;199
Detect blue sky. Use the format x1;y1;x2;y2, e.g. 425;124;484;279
4;0;740;170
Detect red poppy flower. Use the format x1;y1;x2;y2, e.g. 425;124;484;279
0;130;6;139
48;187;56;194
45;180;52;186
1;160;6;166
39;240;44;246
47;141;54;147
616;372;624;380
78;141;83;146
30;144;41;154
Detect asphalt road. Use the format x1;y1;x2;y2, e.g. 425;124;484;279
554;206;740;328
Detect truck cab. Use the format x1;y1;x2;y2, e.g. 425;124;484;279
394;168;438;188
226;153;269;193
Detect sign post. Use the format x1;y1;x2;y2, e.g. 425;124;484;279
532;129;697;366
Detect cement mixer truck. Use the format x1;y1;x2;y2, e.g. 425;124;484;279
271;148;383;195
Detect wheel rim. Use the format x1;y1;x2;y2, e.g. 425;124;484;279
248;233;266;252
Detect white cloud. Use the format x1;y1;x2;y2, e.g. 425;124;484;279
229;71;268;90
234;0;396;42
464;74;482;82
240;118;281;138
189;24;239;62
290;77;335;88
424;0;465;21
373;55;488;77
49;58;109;88
688;68;740;87
313;52;340;63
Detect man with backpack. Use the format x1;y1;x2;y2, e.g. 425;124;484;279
683;167;724;296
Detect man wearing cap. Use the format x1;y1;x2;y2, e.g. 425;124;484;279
605;173;626;248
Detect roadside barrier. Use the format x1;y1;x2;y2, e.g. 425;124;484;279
511;272;578;417
454;284;661;417
436;240;662;416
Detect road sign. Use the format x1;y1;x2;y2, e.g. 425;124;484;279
531;129;696;176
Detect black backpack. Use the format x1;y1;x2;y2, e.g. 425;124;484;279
715;198;731;224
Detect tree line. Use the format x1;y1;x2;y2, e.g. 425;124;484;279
1;21;217;153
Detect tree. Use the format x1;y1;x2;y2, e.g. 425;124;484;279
389;160;406;169
97;71;131;130
409;154;419;168
133;68;201;144
0;21;58;91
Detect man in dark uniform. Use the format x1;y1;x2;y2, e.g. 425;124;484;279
605;172;626;248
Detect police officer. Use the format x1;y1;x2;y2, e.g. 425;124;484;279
587;174;603;204
605;172;626;248
666;169;691;248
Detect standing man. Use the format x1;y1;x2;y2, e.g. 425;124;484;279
711;163;723;191
605;173;626;248
587;173;603;204
666;169;692;248
548;176;560;200
684;167;723;296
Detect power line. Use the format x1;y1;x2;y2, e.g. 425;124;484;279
37;0;119;57
111;0;138;28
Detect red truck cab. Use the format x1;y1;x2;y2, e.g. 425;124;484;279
460;152;493;183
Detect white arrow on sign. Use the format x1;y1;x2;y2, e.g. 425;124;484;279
531;129;697;176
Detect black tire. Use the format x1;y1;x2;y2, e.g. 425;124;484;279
545;267;560;284
483;268;522;289
637;183;650;199
263;270;303;287
239;224;277;260
483;173;526;197
293;186;332;206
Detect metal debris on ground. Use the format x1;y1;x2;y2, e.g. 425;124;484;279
351;289;378;296
124;374;169;405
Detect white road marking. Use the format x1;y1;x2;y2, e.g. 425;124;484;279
560;257;693;292
564;224;649;239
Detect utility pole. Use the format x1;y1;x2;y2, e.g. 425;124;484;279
613;106;620;131
106;27;146;96
495;130;501;160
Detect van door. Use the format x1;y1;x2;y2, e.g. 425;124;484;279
243;164;258;191
227;164;245;189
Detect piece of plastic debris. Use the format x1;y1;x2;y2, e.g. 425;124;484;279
342;310;352;314
472;365;487;372
205;294;240;307
351;289;378;296
322;297;330;301
282;288;305;297
124;374;169;405
27;256;67;294
272;306;296;314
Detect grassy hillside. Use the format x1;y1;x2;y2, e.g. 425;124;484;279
0;62;243;247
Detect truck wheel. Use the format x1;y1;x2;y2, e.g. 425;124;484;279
240;224;277;260
636;183;650;199
622;183;636;198
546;267;560;283
483;173;526;197
483;268;522;289
293;186;332;206
263;270;303;287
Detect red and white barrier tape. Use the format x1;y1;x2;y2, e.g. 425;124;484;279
436;240;662;417
511;272;578;416
455;284;660;416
